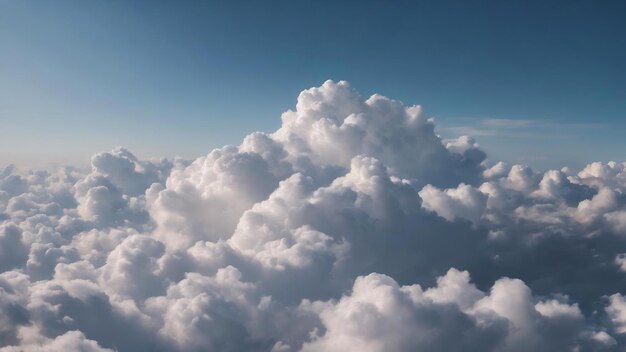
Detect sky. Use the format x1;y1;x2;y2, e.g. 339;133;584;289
1;0;625;170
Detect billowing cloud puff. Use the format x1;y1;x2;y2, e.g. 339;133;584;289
0;80;625;351
273;81;486;187
300;269;597;352
0;330;114;352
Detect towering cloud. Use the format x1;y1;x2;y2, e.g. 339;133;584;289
0;81;625;351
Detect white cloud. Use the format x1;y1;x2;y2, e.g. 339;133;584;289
0;81;625;351
607;293;626;334
0;330;114;352
301;270;598;352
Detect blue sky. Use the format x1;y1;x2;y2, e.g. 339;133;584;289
1;0;625;170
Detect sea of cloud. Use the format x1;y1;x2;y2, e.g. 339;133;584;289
1;80;626;351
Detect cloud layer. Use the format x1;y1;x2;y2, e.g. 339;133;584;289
1;81;626;351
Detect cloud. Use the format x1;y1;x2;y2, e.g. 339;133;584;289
481;118;535;129
0;330;114;352
440;118;606;142
0;80;625;351
300;269;600;352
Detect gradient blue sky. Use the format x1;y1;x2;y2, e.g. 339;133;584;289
1;0;625;170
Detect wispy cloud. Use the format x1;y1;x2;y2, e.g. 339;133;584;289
480;118;535;129
443;126;498;136
440;117;606;139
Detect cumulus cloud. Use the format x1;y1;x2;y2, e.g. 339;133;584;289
0;80;625;351
0;330;114;352
300;269;598;352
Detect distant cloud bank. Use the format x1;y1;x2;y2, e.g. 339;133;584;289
1;81;625;351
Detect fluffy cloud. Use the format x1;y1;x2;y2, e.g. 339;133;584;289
300;269;600;352
0;80;625;351
0;330;114;352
